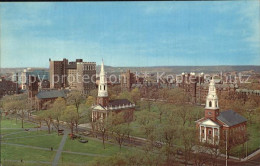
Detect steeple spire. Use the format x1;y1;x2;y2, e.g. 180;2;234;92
205;78;219;109
98;60;108;97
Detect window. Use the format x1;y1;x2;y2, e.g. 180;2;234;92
209;130;212;135
209;101;212;107
208;112;212;115
104;85;105;90
202;129;204;133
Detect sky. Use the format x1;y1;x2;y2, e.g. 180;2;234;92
0;1;259;68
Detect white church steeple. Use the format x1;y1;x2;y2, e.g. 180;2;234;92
205;78;219;109
98;60;108;97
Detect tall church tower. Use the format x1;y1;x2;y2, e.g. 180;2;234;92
97;60;109;107
205;78;219;121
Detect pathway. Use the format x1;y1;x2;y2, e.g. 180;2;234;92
52;130;68;166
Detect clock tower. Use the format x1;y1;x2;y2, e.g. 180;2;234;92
97;60;109;107
205;78;219;121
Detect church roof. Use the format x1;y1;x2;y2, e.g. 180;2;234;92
217;110;247;127
109;99;133;107
36;90;67;99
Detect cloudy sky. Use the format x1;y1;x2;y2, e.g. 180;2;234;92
1;1;259;68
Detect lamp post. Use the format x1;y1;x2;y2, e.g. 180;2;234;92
226;130;228;166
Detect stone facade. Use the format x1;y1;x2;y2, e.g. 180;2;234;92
49;58;96;94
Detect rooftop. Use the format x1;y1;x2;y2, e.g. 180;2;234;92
217;110;247;127
36;90;67;99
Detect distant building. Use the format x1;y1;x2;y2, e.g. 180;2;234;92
0;76;19;98
178;72;238;104
27;75;67;110
49;58;96;94
92;60;135;122
196;79;247;145
21;68;49;90
35;89;67;110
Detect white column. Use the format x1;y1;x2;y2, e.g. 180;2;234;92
199;125;202;142
218;127;220;144
204;126;207;142
92;111;94;122
213;128;215;144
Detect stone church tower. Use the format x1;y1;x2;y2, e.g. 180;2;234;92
97;60;109;107
204;78;220;121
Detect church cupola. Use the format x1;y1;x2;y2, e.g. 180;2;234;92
205;78;219;120
97;60;109;106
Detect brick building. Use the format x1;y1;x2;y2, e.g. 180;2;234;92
120;70;144;91
28;75;67;110
196;79;247;145
49;58;96;94
0;76;19;98
178;72;239;104
92;61;135;122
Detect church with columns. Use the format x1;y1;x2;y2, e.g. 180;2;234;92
196;79;247;145
91;60;135;122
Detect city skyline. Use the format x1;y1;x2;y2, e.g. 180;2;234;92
1;1;260;68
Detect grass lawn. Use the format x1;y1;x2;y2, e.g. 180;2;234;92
1;129;24;135
1;117;36;129
64;137;130;156
2;130;63;149
58;153;102;165
1;144;56;162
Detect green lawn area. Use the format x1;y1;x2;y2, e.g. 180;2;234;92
1;117;37;129
1;144;56;163
58;153;102;165
2;130;62;149
64;137;130;156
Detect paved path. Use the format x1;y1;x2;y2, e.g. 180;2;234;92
52;131;68;166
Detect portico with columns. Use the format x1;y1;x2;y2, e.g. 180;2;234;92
196;78;247;146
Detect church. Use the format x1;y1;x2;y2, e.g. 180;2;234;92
91;60;135;122
196;79;247;145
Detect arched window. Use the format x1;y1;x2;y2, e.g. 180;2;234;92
209;101;212;107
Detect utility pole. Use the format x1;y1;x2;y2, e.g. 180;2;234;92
226;130;228;166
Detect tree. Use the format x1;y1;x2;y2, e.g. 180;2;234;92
180;126;196;166
85;96;97;137
130;88;141;105
16;95;30;128
111;123;131;150
51;97;66;134
95;119;110;149
2;94;29;128
61;105;78;134
154;102;170;123
67;91;85;133
38;110;53;134
86;96;95;107
137;110;157;138
176;105;192;126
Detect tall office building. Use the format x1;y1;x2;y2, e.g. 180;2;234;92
49;58;96;94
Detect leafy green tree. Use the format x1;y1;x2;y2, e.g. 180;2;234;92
66;91;85;133
51;97;66;134
61;105;78;134
130;88;141;105
38;110;53;134
111;123;132;150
